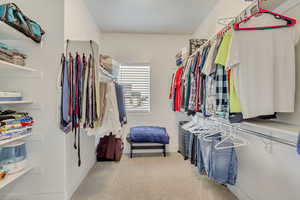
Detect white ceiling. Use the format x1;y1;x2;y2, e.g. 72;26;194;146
86;0;219;34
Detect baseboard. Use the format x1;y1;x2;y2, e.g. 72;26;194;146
1;192;66;200
66;159;96;200
228;185;255;200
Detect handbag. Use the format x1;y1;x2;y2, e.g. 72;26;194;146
0;3;45;43
96;133;124;161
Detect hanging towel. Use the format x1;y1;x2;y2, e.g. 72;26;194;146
297;133;300;155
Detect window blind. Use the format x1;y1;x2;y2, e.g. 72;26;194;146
118;65;151;112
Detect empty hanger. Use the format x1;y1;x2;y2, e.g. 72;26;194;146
234;0;296;30
214;127;248;150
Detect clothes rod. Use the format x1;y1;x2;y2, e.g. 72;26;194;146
206;118;297;148
65;39;97;43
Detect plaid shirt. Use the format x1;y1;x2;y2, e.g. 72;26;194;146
188;75;197;111
215;64;229;118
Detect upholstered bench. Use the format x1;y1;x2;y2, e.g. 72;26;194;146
127;126;169;158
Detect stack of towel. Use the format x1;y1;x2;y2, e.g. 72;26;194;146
0;42;27;66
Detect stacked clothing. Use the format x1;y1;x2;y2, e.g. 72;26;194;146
0;110;33;141
175;48;188;67
0;92;22;101
99;55;120;77
0;43;27;66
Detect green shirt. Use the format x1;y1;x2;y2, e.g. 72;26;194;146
215;32;232;66
229;70;241;113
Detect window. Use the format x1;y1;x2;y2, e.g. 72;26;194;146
118;65;151;112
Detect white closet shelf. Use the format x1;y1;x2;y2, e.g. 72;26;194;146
0;100;33;105
242;120;300;136
0;134;32;146
0;22;29;41
0;60;36;72
0;167;32;190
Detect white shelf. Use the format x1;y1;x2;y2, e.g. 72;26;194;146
0;60;36;72
242;120;300;136
0;167;32;190
0;100;33;105
0;22;29;41
0;134;32;146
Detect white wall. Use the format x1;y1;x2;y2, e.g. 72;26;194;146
64;0;102;199
275;0;300;126
64;0;102;44
100;33;191;153
191;1;300;200
0;0;66;199
192;0;251;39
0;0;103;199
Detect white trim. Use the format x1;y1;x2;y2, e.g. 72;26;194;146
228;185;255;200
0;167;33;190
0;134;32;146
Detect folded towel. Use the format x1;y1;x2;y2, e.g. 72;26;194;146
297;133;300;155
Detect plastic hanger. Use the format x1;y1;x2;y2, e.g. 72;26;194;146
189;118;209;133
214;126;248;150
234;0;296;31
182;115;198;130
183;114;205;131
202;123;226;142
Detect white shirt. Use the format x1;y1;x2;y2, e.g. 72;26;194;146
202;41;217;75
227;17;299;118
88;81;121;136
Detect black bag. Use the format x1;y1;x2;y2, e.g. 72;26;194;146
0;3;45;43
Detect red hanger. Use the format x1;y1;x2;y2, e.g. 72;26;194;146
234;0;296;31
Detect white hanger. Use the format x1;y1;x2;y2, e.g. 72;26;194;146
202;122;226;142
187;117;203;132
182;115;198;130
188;116;212;133
214;126;248;150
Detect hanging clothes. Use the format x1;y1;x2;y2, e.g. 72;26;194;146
228;69;241;113
94;82;121;136
60;55;72;133
173;66;184;112
214;32;232;118
115;83;127;126
60;51;99;166
97;82;107;127
227;18;299;118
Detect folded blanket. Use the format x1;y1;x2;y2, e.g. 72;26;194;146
129;126;169;144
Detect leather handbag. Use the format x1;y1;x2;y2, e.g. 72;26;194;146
0;3;45;43
96;133;124;161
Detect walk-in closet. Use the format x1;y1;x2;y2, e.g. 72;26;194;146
0;0;300;200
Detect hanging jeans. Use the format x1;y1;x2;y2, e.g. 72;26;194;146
197;135;204;174
196;134;238;185
183;129;191;159
209;139;238;185
188;132;198;165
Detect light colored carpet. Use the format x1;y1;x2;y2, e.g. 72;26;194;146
72;153;238;200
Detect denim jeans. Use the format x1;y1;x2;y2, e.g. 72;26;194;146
197;135;205;174
188;132;201;165
210;139;237;185
196;133;238;185
197;133;221;175
0;143;27;166
183;130;191;159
